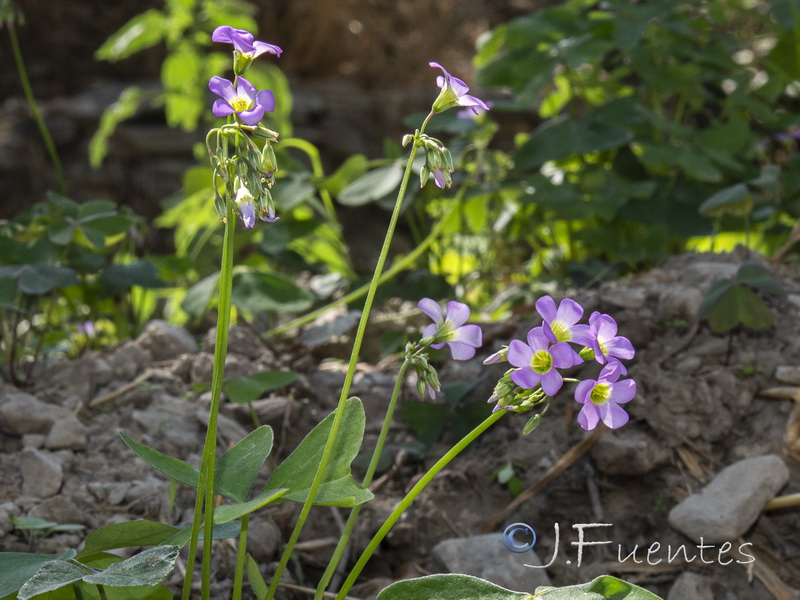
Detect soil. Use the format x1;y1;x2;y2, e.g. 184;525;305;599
1;248;800;599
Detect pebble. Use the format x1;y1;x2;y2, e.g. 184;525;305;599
106;341;152;380
135;320;198;362
668;454;789;543
46;416;88;451
203;325;269;361
20;447;63;498
775;365;800;385
247;518;282;562
656;287;703;323
432;533;551;591
667;571;716;599
0;392;72;436
590;429;671;476
29;497;84;526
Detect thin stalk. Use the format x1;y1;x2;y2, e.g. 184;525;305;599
265;113;435;600
336;409;507;600
281;138;341;229
266;189;460;339
314;360;411;599
232;513;250;600
7;21;67;196
182;199;237;600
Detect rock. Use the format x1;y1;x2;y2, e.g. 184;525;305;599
89;356;114;387
190;352;253;384
136;320;198;362
667;572;716;599
106;341;152;380
603;287;647;309
202;326;268;360
656;287;703;323
20;448;63;498
775;365;800;385
432;533;551;591
247;518;281;562
30;497;85;526
591;429;671;476
46;416;88;451
132;397;201;454
21;434;45;448
668;454;789;543
0;392;72;436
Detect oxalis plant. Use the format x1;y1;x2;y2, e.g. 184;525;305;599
0;26;661;600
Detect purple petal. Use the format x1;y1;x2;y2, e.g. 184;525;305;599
445;301;471;328
542;321;558;344
549;342;577;369
212;99;236;117
429;61;448;81
577;405;600;430
239;202;256;229
452;323;482;348
430;342;446;349
448;341;476;361
418;298;443;324
239;105;266;125
609;379;636;404
573;379;595;404
570;324;594;348
595;314;619;341
507;339;533;368
511;367;540;389
252;40;283;57
208;76;237;102
422;323;437;340
432;167;446;188
526;327;549;352
535;295;557;323
599;360;625;382
211;26;237;43
605;336;635;360
600;403;629;429
236;77;258;102
447;73;470;98
540;369;564;396
256;89;276;113
556;298;583;327
458;94;491;113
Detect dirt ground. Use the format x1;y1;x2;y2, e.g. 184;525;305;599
1;248;799;599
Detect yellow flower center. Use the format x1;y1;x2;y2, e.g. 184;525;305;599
590;383;611;406
530;350;552;374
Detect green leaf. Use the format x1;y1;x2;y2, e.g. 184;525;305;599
533;574;663;599
83;546;179;586
211;488;288;524
0;553;62;597
698;278;732;318
80;215;133;245
271;177;316;211
18;560;86;600
263;397;373;507
338;165;404;206
400;402;449;449
98;261;165;297
90;87;148;167
515;117;633;169
119;432;200;488
224;371;299;404
322;154;369;195
96;10;167;62
232;270;314;313
162;520;242;549
376;574;530;600
76;521;180;561
246;554;268;598
698;183;751;217
523;414;542;435
16;265;78;294
735;263;784;296
217;426;274;502
182;273;220;316
706;284;774;333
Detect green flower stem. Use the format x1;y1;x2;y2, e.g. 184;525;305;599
265;113;434;600
266;186;461;339
182;198;237;600
232;513;250;600
336;409;507;600
7;21;67;196
314;359;412;600
281;138;341;229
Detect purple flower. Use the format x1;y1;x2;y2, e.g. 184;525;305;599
535;295;593;347
432;166;448;189
574;360;636;430
212;26;282;58
429;62;490;115
78;321;96;338
235;181;257;229
457;100;493;119
588;312;635;364
419;298;482;360
507;327;577;396
209;76;275;126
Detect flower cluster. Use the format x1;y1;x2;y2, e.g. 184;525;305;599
486;296;636;431
207;26;282;229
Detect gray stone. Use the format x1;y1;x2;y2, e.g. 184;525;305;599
89;356;114;387
432;533;551;592
29;497;84;526
190;352;251;384
666;571;715;600
21;434;45;448
775;365;800;385
202;326;267;360
20;448;63;498
0;393;72;436
604;287;647;309
247;518;281;562
656;287;703;323
46;416;88;451
136;320;198;362
591;429;671;476
132;397;201;453
668;454;789;543
106;341;152;380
